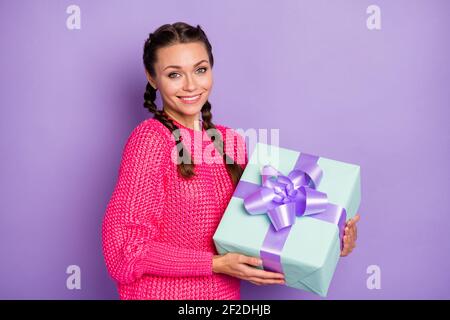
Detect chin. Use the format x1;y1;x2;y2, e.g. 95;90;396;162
177;101;207;113
181;110;202;117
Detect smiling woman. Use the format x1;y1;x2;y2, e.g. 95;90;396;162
144;43;212;130
101;22;287;301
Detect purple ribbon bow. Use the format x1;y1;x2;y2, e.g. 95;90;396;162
234;153;347;274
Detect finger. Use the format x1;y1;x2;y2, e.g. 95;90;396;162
345;235;354;252
345;226;354;244
341;238;348;256
349;224;357;241
240;255;262;267
243;266;285;279
347;227;354;244
258;278;285;285
348;214;361;227
248;277;285;285
249;280;261;286
347;235;355;252
347;219;354;228
343;240;353;255
352;214;361;224
341;236;351;256
344;235;350;248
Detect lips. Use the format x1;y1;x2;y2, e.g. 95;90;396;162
177;93;202;104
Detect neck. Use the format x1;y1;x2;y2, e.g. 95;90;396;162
163;108;202;131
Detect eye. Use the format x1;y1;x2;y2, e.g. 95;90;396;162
196;67;208;73
168;72;180;79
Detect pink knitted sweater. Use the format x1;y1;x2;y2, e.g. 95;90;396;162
102;117;248;300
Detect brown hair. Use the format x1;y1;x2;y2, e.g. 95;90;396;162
142;22;244;186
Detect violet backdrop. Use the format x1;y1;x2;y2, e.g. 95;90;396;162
0;0;449;299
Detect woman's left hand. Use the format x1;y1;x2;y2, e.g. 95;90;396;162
340;213;360;257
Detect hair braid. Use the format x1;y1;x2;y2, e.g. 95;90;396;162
143;83;196;178
201;101;244;186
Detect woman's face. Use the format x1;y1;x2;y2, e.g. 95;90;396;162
145;42;213;125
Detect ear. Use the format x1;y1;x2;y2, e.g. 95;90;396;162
145;69;157;90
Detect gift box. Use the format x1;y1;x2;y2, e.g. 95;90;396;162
213;142;361;297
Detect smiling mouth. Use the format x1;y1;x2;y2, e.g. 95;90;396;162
177;93;202;103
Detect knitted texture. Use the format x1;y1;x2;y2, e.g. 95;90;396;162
102;117;248;300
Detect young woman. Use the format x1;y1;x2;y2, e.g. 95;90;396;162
102;22;360;300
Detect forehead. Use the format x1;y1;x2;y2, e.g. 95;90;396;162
155;42;209;69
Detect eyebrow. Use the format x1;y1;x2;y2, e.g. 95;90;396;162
163;59;209;71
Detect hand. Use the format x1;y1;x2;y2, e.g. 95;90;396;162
212;253;285;286
340;213;360;257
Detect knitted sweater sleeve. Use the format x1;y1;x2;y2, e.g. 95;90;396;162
102;123;213;285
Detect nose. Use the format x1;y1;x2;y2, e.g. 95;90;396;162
183;74;197;92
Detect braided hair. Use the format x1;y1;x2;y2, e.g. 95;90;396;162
142;22;244;186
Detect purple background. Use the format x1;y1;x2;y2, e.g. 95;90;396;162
1;0;449;299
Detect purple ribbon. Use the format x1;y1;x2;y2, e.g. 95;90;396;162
233;153;347;274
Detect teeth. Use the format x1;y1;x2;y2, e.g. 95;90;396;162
180;95;200;100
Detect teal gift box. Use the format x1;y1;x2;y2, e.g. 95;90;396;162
213;142;361;297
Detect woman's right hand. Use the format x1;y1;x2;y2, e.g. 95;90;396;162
212;253;285;286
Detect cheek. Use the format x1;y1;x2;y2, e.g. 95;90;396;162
199;74;213;90
160;79;183;97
